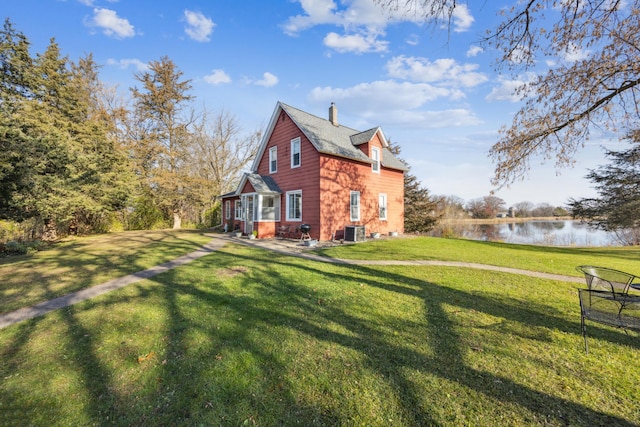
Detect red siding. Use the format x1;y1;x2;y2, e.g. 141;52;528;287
319;149;404;241
254;111;322;239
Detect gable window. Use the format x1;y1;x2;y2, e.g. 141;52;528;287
291;137;301;168
286;190;302;221
371;146;380;173
234;200;243;220
225;200;231;220
350;191;360;222
379;193;387;220
269;146;277;173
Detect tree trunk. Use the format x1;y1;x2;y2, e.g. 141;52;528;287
172;211;182;229
42;219;58;241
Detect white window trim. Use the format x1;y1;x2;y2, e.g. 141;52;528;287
269;146;277;174
234;200;243;220
379;193;387;220
291;137;301;169
225;200;231;220
350;191;360;222
371;146;380;173
286;190;302;221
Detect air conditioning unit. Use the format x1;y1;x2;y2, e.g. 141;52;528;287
344;226;366;242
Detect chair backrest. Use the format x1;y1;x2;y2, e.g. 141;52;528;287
576;265;636;295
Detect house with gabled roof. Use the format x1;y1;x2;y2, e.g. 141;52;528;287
221;102;407;241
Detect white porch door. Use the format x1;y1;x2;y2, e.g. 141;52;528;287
243;195;255;234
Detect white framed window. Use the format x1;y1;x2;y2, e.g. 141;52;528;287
371;146;380;173
259;195;281;221
269;146;277;173
291;137;301;168
379;193;387;220
286;190;302;221
234;200;243;220
350;191;360;222
225;200;231;220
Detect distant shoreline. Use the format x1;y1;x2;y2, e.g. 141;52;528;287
441;216;573;225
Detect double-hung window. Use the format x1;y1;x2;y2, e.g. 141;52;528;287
379;193;387;220
371;147;380;173
225;200;231;220
350;191;360;221
291;137;301;168
269;146;277;173
286;190;302;221
234;200;243;220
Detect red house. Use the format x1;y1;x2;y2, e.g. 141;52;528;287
221;102;407;241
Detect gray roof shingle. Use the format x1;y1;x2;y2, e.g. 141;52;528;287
247;173;282;194
280;103;375;165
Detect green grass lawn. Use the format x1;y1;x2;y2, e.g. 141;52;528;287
1;234;639;426
317;235;640;276
0;230;212;314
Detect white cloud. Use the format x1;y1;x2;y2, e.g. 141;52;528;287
386;56;488;88
184;10;215;42
308;78;483;129
485;74;536;102
562;42;591;62
310;80;454;108
466;45;483;57
451;4;474;32
285;0;477;55
379;108;482;128
204;69;231;85
254;72;279;87
508;44;531;64
282;0;404;54
282;0;340;35
87;8;135;39
323;31;388;54
405;34;419;46
106;58;149;72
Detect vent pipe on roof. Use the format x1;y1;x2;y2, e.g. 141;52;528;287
329;102;338;126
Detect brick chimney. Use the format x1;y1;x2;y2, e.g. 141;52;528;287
329;102;338;126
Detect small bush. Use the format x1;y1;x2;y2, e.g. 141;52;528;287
1;239;45;257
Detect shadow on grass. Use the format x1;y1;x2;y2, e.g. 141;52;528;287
0;230;212;314
2;242;638;425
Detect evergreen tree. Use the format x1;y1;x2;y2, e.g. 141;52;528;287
569;132;640;245
0;21;134;238
404;171;440;233
130;56;196;229
0;19;35;220
388;142;440;233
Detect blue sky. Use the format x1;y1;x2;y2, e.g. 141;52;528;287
4;0;619;207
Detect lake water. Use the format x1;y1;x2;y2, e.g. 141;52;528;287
435;220;619;247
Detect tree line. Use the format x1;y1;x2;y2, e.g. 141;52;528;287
0;20;259;241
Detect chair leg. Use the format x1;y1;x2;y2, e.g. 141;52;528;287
581;315;589;354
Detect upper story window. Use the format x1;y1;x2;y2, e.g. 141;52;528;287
291;137;301;168
269;146;277;173
371;146;380;173
350;191;360;222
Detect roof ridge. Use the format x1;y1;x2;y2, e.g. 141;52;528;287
279;102;361;134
